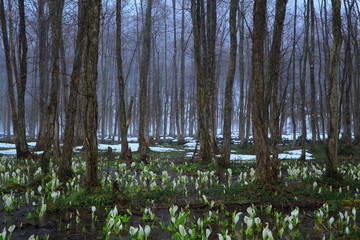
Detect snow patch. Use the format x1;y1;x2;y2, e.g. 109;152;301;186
0;143;16;148
0;149;17;155
149;146;184;152
229;154;256;161
278;150;313;160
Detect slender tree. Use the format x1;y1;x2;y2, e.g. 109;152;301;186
59;0;87;180
300;0;310;160
178;0;186;144
139;0;153;162
34;0;49;151
117;0;133;164
0;0;30;159
40;0;64;173
268;0;288;178
252;0;270;184
238;0;246;149
221;0;238;165
309;0;317;147
326;0;342;177
190;0;216;162
82;0;102;188
291;0;298;149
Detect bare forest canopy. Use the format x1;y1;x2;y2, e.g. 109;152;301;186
0;0;359;175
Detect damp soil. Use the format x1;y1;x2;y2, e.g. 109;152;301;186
1;147;359;239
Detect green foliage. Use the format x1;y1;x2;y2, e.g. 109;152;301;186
56;187;115;208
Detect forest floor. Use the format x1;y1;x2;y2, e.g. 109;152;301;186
0;138;359;239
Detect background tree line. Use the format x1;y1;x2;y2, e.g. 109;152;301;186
0;0;359;185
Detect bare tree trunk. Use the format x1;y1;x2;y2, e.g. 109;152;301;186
348;0;360;142
221;0;237;165
316;16;326;141
172;0;181;140
238;0;246;149
341;40;352;146
117;0;133;164
59;0;87;181
341;1;354;146
244;82;252;147
154;47;162;142
252;0;270;184
100;39;108;141
178;0;186;144
190;0;216;162
269;0;288;179
139;0;153;162
206;0;218;153
291;0;297;149
16;0;29;159
40;0;64;173
326;0;342;177
0;0;30;159
163;1;168;141
300;0;310;160
309;0;317;146
34;0;49;151
321;0;330;140
82;0;101;188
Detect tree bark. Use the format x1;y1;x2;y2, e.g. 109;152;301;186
269;0;288;179
178;0;186;144
40;0;64;173
309;0;317;147
238;0;246;149
34;0;49;151
0;0;30;159
299;1;310;160
59;0;87;181
290;0;297;149
190;0;216;162
252;0;271;184
326;0;342;177
82;0;102;188
139;0;153;162
117;0;133;164
206;0;218;153
221;0;237;165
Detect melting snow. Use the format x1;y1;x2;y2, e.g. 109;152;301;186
0;149;17;155
149;147;184;152
278;150;313;160
0;143;16;148
75;143;183;153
